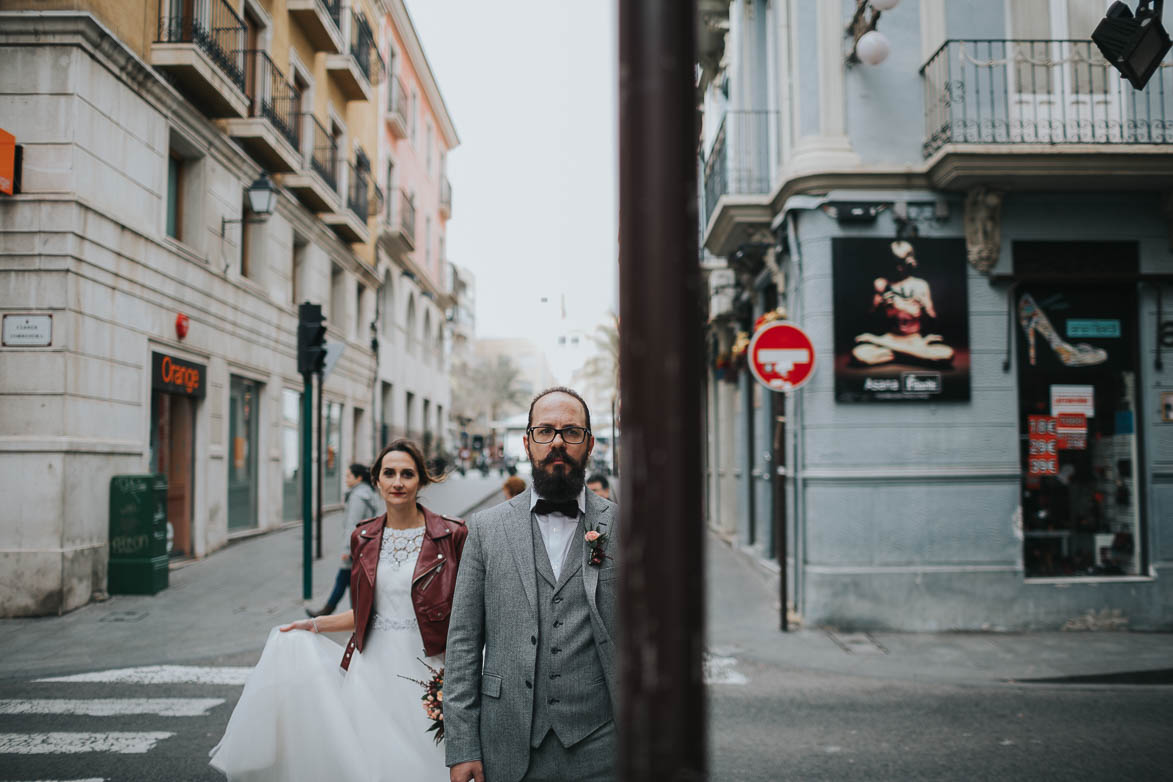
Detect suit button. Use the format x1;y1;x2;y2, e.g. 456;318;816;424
525;680;532;689
553;597;563;604
531;635;537;645
550;673;560;680
551;647;561;654
553;620;563;628
548;698;559;705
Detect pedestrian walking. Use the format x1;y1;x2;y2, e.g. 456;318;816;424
446;387;619;782
307;463;380;618
210;439;468;781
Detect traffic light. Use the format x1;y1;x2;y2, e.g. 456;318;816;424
297;302;327;375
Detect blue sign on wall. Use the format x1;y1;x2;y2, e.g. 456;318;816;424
1066;319;1121;338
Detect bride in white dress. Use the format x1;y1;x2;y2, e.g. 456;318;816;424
210;440;468;781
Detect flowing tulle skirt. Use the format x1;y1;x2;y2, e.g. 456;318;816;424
210;626;447;781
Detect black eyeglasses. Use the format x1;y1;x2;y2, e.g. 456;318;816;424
527;426;590;444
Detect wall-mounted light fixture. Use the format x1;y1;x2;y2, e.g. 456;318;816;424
846;0;900;66
220;173;278;237
1093;0;1172;89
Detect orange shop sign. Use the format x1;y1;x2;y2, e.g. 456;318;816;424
0;127;16;196
151;352;206;398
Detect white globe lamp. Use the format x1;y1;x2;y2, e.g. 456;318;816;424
870;0;900;10
855;30;891;65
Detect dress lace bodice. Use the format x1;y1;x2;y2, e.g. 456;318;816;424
372;525;425;633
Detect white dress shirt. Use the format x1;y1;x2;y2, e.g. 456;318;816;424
530;489;586;581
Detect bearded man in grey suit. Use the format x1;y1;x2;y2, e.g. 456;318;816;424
446;387;618;782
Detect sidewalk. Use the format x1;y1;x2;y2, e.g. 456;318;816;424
0;477;503;680
707;531;1173;686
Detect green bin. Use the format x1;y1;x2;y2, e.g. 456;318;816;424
108;474;169;595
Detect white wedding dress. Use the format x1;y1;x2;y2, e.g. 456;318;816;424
210;526;447;781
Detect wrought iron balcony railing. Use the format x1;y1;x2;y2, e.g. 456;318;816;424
440;177;452;215
350;11;385;86
921;39;1173;156
700;110;776;227
321;0;341;31
399;189;416;243
307;113;338;191
243;50;301;150
156;0;246;91
347;162;372;221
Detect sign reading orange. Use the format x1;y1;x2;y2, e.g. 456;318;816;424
151;351;206;398
0;127;15;196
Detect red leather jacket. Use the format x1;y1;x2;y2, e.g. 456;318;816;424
341;505;467;671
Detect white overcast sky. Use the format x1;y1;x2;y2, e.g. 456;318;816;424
405;0;619;340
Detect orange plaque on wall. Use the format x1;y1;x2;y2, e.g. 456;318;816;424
0;128;14;196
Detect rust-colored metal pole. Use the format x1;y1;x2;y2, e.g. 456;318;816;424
617;0;705;779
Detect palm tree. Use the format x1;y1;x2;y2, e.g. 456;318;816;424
576;313;620;406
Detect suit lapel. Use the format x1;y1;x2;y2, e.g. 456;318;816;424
553;529;582;593
505;490;538;616
581;492;611;612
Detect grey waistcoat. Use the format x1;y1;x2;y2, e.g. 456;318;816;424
529;514;612;748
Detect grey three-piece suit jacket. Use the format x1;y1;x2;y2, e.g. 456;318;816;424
444;487;619;782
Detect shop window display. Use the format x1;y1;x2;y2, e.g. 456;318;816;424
1016;284;1143;578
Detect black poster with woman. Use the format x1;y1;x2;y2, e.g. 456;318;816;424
832;237;971;402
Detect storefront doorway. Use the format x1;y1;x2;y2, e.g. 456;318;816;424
149;352;205;558
1015;282;1144;578
228;375;260;531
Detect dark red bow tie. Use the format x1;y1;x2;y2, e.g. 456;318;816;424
533;499;579;517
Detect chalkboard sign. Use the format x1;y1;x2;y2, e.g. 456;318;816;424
108;474;169;595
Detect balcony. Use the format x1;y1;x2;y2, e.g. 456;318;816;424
439;177;452;219
385;76;409;138
325;9;385;102
151;0;249;117
322;162;373;243
223;50;302;172
700;109;776;257
379;188;416;258
287;0;343;54
921;39;1173;190
282;113;341;212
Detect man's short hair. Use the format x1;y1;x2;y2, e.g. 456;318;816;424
586;473;609;490
527;386;592;432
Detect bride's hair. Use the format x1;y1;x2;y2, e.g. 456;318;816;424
371;439;445;488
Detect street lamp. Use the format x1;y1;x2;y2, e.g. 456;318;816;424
220;173;278;237
846;0;900;66
1092;0;1172;89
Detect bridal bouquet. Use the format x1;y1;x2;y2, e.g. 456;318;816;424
399;659;445;744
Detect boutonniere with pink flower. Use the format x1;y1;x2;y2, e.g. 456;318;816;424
583;521;609;567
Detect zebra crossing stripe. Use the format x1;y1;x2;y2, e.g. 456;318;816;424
0;698;225;717
34;666;251;686
703;654;748;685
0;732;174;754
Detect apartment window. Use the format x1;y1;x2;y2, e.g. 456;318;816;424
330;265;345;335
381;381;393;444
325;400;342;505
381;276;394;337
410;89;418;144
425;217;432;268
166;153;182;239
354;281;363;339
426;122;433;176
385;160;395;220
422;398;432;451
406;294;417;354
166;132;204;247
405;390;416;437
292;233;307;305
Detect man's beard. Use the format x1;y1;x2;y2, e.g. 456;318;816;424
528;446;588;502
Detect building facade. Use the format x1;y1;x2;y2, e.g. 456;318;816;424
0;0;455;616
699;0;1173;630
372;0;456;458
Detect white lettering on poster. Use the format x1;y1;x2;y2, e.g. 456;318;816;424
864;378;900;392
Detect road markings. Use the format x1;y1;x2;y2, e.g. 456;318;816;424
0;732;174;754
703;653;748;685
0;698;225;717
35;666;251;686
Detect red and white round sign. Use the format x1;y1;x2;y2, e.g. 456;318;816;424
747;321;816;392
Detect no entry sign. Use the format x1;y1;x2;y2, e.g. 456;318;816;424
748;321;816;392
